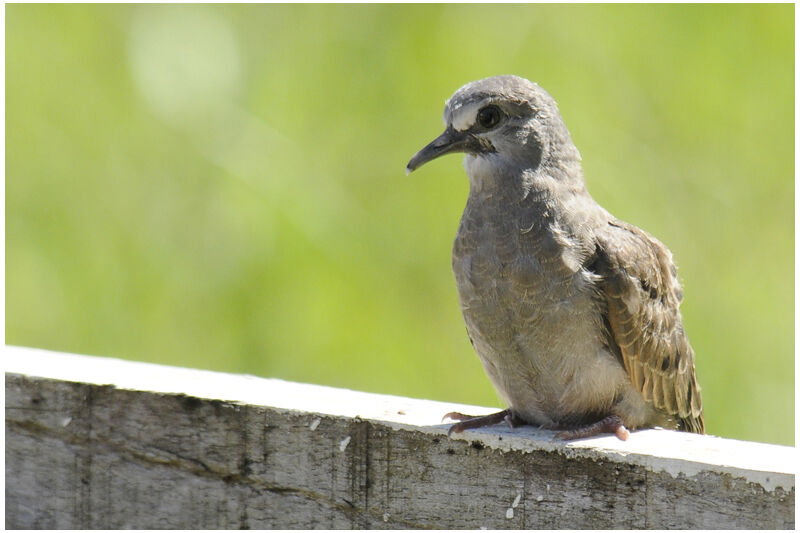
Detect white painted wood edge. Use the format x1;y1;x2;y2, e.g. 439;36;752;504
4;344;795;492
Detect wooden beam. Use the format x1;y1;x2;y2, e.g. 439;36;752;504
4;346;794;529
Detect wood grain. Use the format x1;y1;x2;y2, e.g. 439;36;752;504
4;347;794;529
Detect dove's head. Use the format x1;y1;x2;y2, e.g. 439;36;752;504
406;75;580;178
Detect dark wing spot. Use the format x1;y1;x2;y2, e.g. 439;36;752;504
674;287;684;302
640;279;658;300
584;243;611;274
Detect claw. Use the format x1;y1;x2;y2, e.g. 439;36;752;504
442;411;474;423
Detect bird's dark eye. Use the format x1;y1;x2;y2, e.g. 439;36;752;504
477;105;502;129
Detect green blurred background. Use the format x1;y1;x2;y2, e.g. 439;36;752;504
6;4;794;445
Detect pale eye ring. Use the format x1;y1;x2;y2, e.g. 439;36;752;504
477;105;502;129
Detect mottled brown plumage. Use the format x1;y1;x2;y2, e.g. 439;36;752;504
407;75;704;439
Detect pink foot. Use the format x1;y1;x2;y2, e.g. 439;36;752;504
554;415;630;441
443;409;523;436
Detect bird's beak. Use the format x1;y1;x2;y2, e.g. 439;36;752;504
406;127;470;175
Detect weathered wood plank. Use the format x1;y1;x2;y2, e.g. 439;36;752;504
4;346;794;529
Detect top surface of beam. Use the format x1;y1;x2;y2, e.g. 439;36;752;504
4;344;794;491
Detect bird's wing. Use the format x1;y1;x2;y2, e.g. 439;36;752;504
591;219;704;433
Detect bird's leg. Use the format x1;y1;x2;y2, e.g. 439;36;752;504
443;409;524;436
554;415;630;441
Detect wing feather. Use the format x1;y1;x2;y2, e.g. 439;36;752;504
593;220;705;433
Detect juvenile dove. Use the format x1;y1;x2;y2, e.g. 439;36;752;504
406;75;704;440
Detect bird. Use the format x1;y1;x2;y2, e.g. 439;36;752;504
406;75;704;440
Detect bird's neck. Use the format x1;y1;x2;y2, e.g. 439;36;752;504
464;153;589;204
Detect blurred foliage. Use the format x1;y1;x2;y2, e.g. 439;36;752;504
5;4;793;445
